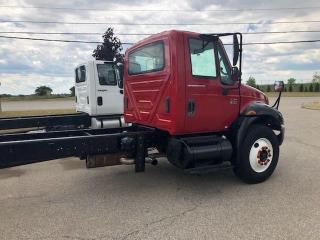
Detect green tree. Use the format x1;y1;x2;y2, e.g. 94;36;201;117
35;86;52;96
70;86;75;97
305;86;308;92
315;82;320;92
287;78;296;85
287;78;296;92
299;84;304;92
309;84;314;92
246;76;256;88
92;27;123;63
312;72;320;83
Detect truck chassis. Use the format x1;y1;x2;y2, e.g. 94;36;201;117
0;113;91;131
0;125;154;169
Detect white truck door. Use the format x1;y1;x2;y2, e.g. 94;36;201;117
75;65;91;114
95;62;123;115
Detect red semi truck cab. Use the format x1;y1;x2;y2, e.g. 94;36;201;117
124;30;285;183
124;30;269;135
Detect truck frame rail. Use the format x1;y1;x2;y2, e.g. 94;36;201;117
0;113;91;130
0;125;154;169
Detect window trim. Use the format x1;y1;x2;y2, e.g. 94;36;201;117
96;63;117;86
188;37;219;80
128;40;165;76
217;40;234;86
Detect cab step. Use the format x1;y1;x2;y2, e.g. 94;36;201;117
184;162;233;174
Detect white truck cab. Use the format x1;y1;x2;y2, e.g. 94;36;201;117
75;60;125;128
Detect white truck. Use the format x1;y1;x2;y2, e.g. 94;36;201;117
0;60;127;168
74;60;125;129
0;60;125;132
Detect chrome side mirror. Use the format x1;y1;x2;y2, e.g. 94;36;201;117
233;34;240;66
117;63;124;89
274;81;284;92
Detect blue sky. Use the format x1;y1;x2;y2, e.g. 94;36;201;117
0;0;319;94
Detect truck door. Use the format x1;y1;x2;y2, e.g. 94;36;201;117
184;36;240;133
75;65;90;114
95;62;123;115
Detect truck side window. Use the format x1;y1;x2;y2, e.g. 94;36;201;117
189;39;217;78
217;45;233;85
128;41;164;75
75;66;86;83
97;64;117;86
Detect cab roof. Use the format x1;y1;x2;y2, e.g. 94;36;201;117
126;30;200;53
74;60;114;69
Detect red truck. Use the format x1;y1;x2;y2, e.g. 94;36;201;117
0;30;284;184
123;30;284;183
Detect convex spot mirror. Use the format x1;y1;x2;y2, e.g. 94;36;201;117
274;81;284;92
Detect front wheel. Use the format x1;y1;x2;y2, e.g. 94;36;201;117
234;125;279;184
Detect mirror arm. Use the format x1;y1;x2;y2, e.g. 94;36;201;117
272;91;282;109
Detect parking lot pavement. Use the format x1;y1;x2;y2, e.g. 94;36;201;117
0;97;319;240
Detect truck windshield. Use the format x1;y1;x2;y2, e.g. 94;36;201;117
97;64;117;86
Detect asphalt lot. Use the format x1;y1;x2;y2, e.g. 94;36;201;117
0;97;319;240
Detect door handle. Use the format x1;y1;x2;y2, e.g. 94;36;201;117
120;89;124;94
187;100;195;117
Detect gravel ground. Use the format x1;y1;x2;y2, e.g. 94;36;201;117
0;97;319;240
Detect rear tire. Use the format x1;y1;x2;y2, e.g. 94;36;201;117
234;125;279;184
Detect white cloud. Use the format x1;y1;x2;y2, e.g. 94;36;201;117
0;0;319;94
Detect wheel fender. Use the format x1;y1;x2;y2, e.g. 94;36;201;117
242;102;284;125
235;103;285;164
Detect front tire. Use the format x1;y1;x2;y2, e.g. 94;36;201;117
234;125;279;184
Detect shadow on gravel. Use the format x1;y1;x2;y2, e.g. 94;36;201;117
74;160;248;200
58;158;85;171
0;168;26;179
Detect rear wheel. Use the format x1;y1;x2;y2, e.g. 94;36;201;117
234;125;279;184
